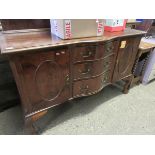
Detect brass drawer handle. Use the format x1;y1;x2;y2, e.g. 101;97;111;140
105;45;114;52
61;51;65;54
56;52;60;56
81;51;92;58
80;85;89;93
79;68;90;75
108;46;114;50
104;76;108;80
65;74;70;85
102;79;106;83
102;77;108;83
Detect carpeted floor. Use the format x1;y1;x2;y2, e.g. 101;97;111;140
0;80;155;135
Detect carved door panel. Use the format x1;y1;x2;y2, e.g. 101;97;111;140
12;49;70;115
112;37;141;82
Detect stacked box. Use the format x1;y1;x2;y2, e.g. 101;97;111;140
50;19;104;39
104;19;127;32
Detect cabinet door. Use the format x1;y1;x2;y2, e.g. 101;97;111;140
112;37;141;82
11;49;70;115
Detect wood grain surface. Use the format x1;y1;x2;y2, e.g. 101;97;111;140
0;28;146;54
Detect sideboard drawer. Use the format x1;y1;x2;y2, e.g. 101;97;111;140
73;41;115;63
73;56;113;80
73;72;110;97
73;45;102;62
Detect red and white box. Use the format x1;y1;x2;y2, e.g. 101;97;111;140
50;19;104;39
104;19;127;32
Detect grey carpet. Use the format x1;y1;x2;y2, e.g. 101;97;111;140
0;81;155;135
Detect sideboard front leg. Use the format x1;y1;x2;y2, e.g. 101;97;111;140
122;75;133;94
24;116;37;135
24;110;48;134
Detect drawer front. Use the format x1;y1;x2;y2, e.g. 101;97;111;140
73;55;113;80
73;41;115;63
73;72;110;97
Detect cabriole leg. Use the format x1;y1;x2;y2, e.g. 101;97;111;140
24;110;47;134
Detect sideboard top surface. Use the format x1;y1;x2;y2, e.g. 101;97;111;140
0;28;146;55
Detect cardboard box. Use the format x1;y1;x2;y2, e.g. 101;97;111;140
104;19;127;32
50;19;104;39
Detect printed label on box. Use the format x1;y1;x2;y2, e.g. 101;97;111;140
65;20;71;39
105;19;124;27
97;21;103;36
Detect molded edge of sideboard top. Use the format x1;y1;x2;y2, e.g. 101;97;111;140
0;28;146;55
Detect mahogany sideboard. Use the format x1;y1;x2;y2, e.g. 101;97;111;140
0;28;145;134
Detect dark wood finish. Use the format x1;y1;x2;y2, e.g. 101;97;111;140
0;19;50;31
112;37;141;82
72;41;115;63
0;26;146;134
73;71;110;97
10;48;70;116
0;29;145;54
122;75;133;94
73;55;113;80
24;110;47;134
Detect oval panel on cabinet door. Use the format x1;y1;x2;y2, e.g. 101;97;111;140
112;37;142;82
35;60;64;101
14;49;70;115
